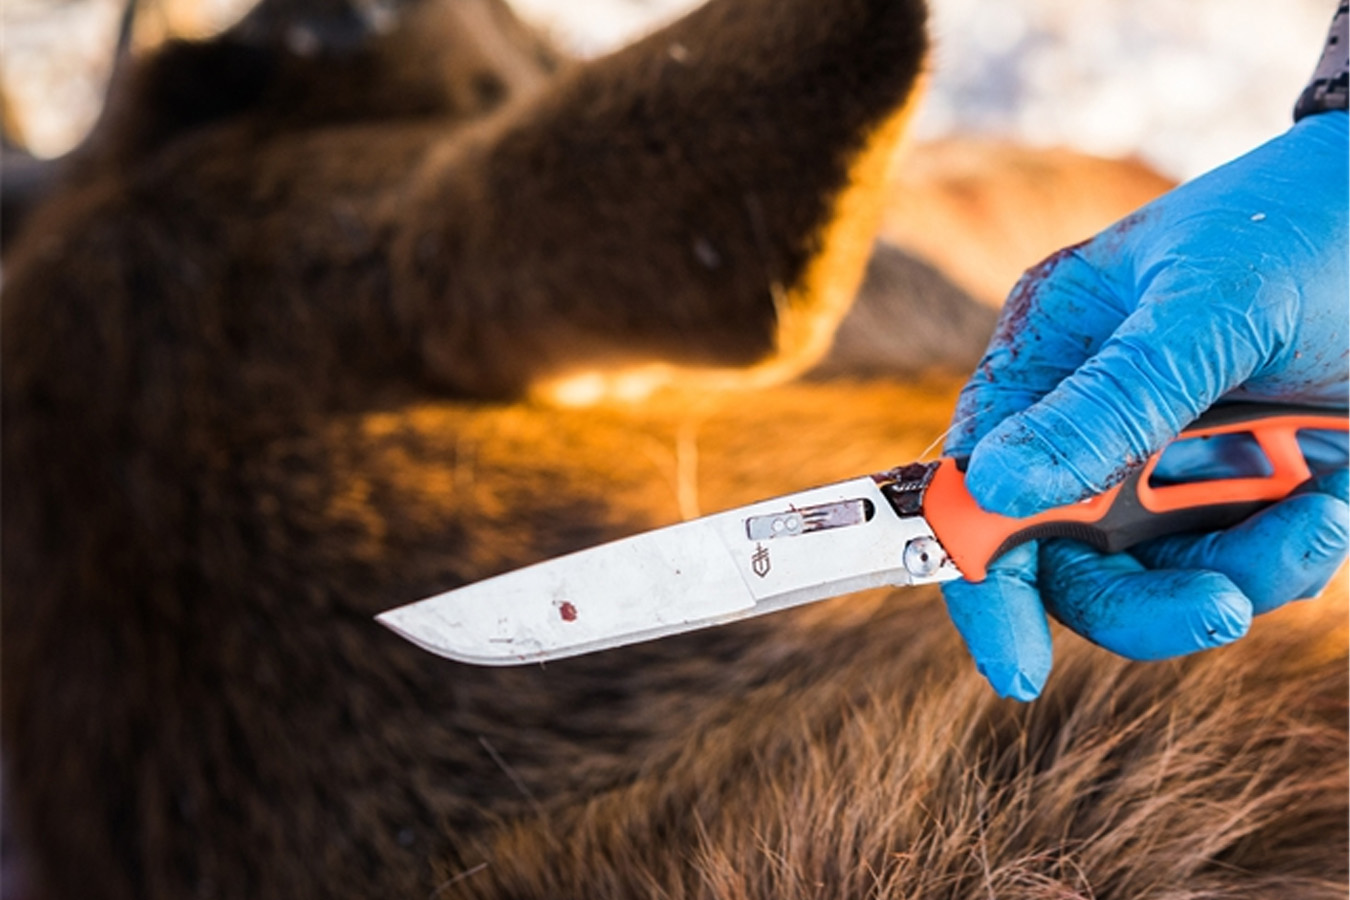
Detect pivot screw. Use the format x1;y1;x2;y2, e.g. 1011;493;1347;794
903;537;945;578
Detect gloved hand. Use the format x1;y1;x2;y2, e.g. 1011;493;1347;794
942;110;1350;701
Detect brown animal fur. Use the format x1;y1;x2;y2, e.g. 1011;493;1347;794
2;1;1344;899
453;571;1348;900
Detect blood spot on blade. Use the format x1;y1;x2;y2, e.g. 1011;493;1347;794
558;601;578;622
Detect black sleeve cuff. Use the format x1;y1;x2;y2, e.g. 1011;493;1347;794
1294;1;1349;120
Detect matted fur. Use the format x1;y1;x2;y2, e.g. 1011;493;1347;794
2;0;1344;898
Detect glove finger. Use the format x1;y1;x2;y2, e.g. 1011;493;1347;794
944;246;1129;459
1296;468;1350;600
1298;430;1350;478
964;254;1299;518
1039;539;1251;661
1297;466;1350;503
1132;490;1350;614
940;543;1051;701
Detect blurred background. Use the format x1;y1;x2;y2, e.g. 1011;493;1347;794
2;0;1334;179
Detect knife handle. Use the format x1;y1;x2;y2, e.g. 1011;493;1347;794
922;404;1349;582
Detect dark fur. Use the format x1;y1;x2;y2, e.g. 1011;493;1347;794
2;1;1343;899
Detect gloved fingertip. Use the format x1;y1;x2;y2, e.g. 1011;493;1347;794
1134;493;1349;614
1238;493;1350;609
1045;565;1251;661
1194;576;1252;648
964;421;1065;518
1298;566;1348;602
1304;496;1350;563
942;546;1052;702
963;472;1026;519
1290;497;1350;601
977;660;1047;701
1296;467;1350;504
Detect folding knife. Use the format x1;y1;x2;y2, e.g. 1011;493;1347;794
378;404;1346;665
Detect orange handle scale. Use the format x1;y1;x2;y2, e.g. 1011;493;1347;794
921;405;1348;582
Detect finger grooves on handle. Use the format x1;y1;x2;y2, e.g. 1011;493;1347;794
927;408;1347;583
1135;415;1319;513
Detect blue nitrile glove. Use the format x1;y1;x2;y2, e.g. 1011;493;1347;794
942;110;1350;701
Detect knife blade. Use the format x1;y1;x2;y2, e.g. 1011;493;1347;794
378;403;1346;665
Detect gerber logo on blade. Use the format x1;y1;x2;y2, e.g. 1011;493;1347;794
751;543;771;577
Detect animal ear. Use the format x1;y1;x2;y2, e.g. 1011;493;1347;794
403;0;929;400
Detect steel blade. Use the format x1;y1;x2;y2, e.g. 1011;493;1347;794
377;476;956;664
